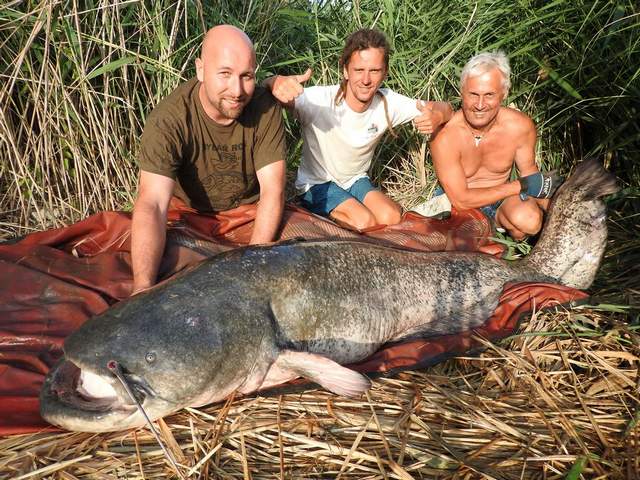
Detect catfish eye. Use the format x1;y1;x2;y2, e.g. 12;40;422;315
145;352;156;364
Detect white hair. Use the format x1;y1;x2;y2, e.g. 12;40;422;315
460;51;511;96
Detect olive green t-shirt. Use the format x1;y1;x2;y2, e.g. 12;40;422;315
137;78;286;212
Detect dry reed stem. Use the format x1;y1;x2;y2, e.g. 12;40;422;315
381;144;439;211
0;306;637;479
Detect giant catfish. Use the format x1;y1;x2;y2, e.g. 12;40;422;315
40;160;618;432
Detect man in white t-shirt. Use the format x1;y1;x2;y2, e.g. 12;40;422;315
264;29;452;231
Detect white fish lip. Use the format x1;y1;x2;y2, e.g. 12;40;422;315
78;369;119;400
41;357;184;431
43;359;135;414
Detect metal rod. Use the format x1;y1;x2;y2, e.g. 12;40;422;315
107;360;186;480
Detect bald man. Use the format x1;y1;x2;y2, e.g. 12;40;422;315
131;25;286;294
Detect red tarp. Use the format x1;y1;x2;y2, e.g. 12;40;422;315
0;203;588;435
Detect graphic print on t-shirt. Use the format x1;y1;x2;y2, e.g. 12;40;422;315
200;172;247;205
198;141;256;208
203;143;243;170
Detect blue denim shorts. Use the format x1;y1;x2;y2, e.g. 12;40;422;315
299;177;377;217
433;186;502;219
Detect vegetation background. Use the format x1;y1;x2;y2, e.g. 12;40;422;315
1;0;638;237
1;1;639;478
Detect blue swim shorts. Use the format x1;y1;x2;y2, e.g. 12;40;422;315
299;177;377;217
433;185;503;219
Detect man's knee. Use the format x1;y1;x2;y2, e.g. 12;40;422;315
331;203;378;231
362;191;402;226
506;203;543;236
374;202;402;225
506;227;527;241
349;209;378;230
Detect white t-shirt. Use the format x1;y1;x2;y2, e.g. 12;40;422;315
294;85;421;192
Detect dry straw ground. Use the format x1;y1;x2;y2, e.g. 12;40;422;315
1;304;638;479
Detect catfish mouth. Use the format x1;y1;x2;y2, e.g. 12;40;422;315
40;358;161;432
52;359;139;410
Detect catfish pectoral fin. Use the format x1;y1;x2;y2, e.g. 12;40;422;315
277;350;371;398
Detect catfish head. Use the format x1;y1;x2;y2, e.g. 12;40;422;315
40;269;273;432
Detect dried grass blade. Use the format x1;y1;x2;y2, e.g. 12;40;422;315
12;455;92;480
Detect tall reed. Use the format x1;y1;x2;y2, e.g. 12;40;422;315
1;0;638;237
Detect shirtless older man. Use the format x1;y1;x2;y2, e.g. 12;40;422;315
428;52;562;239
131;25;286;294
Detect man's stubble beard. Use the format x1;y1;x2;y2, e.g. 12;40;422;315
215;98;247;121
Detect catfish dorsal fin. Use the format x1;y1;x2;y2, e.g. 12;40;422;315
278;350;371;398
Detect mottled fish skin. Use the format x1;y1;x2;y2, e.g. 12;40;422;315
40;159;618;432
52;242;539;421
264;244;533;361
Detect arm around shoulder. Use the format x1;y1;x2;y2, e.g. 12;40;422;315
413;100;454;136
428;100;453;127
263;68;312;109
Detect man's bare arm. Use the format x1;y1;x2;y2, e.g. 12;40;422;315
250;160;286;244
263;69;312;109
512;114;539;177
430;129;520;210
512;115;563;203
131;171;175;294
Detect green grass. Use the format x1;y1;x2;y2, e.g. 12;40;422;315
1;1;638;235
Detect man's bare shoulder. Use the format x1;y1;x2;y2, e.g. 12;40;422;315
500;106;535;134
431;111;466;146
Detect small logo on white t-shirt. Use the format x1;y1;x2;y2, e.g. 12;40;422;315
367;123;379;135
